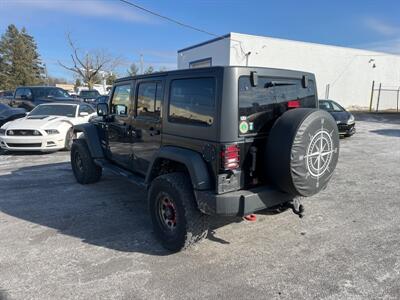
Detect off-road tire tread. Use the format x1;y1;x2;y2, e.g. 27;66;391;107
149;172;208;252
71;139;102;184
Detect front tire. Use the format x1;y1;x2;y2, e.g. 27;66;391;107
148;172;208;252
70;139;102;184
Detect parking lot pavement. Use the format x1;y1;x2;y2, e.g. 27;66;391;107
0;114;399;300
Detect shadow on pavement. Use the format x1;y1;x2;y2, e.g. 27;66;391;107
0;150;60;156
0;288;9;300
0;162;246;255
370;129;400;137
353;112;400;125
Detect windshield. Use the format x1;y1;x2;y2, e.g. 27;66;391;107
239;76;316;134
31;88;70;98
319;100;344;112
29;104;77;117
80;90;100;98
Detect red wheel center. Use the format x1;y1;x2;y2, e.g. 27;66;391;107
160;197;177;229
164;203;176;222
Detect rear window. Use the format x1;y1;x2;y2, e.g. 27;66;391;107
80;90;100;98
238;76;316;134
169;77;215;127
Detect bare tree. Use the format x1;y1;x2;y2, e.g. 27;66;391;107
59;34;121;89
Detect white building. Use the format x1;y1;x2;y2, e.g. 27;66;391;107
178;32;400;110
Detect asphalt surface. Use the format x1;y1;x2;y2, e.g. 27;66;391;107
0;113;399;300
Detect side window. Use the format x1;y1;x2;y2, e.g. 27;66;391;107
110;84;131;116
15;88;31;99
189;58;212;69
169;77;215;126
155;83;163;115
15;89;24;99
137;81;163;118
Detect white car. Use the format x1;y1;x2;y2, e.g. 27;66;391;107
0;102;97;152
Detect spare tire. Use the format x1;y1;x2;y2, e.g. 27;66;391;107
266;108;339;197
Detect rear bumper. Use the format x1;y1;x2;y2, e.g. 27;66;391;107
195;186;293;216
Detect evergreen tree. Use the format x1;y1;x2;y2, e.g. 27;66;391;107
0;24;45;90
127;63;139;76
144;66;154;74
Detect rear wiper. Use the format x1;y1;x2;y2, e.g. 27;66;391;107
264;81;296;88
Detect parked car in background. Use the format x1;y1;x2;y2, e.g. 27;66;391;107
0;90;14;105
9;86;79;111
78;90;101;104
319;99;355;137
0;103;26;127
0;102;96;152
94;95;109;105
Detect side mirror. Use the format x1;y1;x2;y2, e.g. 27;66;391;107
97;103;109;116
79;112;89;117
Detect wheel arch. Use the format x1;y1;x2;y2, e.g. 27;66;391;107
73;123;104;158
145;146;211;191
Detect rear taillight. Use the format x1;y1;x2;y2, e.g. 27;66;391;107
287;100;300;108
221;144;240;170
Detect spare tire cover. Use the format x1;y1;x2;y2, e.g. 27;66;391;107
266;108;339;197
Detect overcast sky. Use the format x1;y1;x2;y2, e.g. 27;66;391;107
0;0;399;81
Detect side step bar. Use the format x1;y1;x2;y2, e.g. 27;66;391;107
94;159;146;189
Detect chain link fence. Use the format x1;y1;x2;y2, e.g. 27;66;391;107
369;81;400;112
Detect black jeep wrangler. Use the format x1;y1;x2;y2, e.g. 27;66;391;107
70;66;339;251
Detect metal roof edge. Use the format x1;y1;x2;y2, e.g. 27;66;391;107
177;33;231;53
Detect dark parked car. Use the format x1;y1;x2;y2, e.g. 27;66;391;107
0;103;26;126
319;99;355;137
0;90;14;99
78;90;101;103
0;90;14;105
70;66;339;251
9;86;78;111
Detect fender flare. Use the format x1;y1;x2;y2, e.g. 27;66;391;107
146;146;211;191
73;123;104;159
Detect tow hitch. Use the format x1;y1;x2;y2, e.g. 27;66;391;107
290;197;305;218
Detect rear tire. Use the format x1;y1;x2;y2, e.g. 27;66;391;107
70;139;102;184
148;172;208;252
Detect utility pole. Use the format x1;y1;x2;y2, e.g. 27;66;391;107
140;54;144;74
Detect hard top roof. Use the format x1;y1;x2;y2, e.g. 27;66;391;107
115;66;314;83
